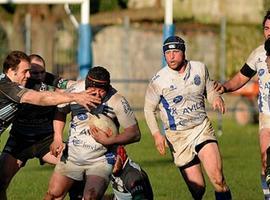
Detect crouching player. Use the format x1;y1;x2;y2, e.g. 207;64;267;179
103;146;153;200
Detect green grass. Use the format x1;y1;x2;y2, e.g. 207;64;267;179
0;117;263;199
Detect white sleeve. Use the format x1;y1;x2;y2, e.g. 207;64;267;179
144;82;161;135
204;65;220;104
245;46;262;71
113;95;137;128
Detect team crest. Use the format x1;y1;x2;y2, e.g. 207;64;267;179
77;113;88;121
194;75;201;85
258;69;265;76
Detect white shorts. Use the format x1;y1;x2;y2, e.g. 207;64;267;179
165;118;217;167
259;113;270;130
55;158;113;182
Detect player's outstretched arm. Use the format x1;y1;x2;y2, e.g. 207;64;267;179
223;72;250;93
20;88;101;110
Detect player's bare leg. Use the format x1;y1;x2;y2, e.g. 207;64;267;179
44;172;74;200
198;142;231;199
83;175;109;200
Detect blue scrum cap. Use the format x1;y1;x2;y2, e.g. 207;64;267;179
163;36;185;53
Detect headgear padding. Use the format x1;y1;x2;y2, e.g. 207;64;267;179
85;66;110;90
163;36;186;53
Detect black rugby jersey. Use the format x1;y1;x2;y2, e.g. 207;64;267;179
10;73;69;142
0;74;28;135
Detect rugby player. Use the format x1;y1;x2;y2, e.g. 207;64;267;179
144;36;231;199
44;66;141;200
0;51;100;200
214;10;270;199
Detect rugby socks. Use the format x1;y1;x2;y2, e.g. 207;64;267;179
266;147;270;188
215;190;232;200
261;174;270;200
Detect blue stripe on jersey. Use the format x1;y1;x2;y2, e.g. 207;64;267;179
160;95;176;130
258;91;263;112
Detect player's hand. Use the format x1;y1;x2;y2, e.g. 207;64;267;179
73;88;101;111
90;126;114;146
50;139;65;157
153;132;166;155
212;96;226;114
213;81;226;94
113;146;127;174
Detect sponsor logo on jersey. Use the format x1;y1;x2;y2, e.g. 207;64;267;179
264;81;270;89
152;74;160;81
177;113;206;126
194;75;201;85
173;95;183;103
72;136;83;146
258;69;265;76
183;102;204;114
77;113;88;121
121;98;133;114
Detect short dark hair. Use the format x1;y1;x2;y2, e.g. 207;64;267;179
85;66;110;90
265;38;270;55
263;10;270;27
29;54;45;67
3;51;30;73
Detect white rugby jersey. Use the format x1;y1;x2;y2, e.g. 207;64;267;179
144;61;219;134
246;44;270;114
59;81;137;165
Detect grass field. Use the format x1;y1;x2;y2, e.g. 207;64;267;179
0;116;263;200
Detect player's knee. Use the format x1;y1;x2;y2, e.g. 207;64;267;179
83;187;100;200
212;173;228;192
45;188;63;199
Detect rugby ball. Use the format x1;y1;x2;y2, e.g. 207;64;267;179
88;114;118;136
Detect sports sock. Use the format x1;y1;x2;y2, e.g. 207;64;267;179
261;174;270;200
266;147;270;188
215;190;232;200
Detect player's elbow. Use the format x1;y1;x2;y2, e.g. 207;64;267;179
134;130;141;142
130;126;141;143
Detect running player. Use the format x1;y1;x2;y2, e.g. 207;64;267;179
214;10;270;200
144;36;231;199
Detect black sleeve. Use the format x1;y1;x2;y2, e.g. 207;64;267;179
0;80;28;103
240;63;256;78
